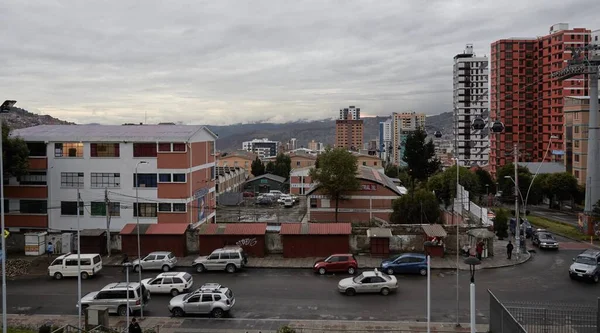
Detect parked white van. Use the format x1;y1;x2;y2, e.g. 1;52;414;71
49;253;103;280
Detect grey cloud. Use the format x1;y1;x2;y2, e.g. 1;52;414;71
0;0;598;125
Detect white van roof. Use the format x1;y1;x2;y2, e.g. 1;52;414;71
55;253;101;260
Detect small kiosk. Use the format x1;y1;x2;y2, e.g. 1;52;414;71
467;228;496;258
422;224;447;258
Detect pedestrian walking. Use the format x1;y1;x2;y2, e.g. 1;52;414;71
476;241;483;260
506;241;514;260
121;254;130;272
47;242;54;260
128;318;142;333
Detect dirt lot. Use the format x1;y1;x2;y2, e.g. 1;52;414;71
216;198;307;223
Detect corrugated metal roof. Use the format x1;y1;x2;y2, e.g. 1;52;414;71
280;223;352;235
79;229;106;237
367;228;392;238
198;223;267;235
245;174;286;184
422;224;447;238
11;124;216;142
519;162;565;175
119;223;188;235
306;166;403;196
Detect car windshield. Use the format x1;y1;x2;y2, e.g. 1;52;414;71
225;289;233;299
575;256;597;265
540;234;554;240
379;273;392;281
183;273;192;281
353;273;365;283
324;256;333;262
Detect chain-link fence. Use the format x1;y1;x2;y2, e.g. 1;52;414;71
489;289;528;333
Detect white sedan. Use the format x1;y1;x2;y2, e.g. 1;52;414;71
337;269;398;296
141;272;193;296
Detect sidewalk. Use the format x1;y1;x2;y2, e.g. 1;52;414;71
102;241;530;271
0;314;490;333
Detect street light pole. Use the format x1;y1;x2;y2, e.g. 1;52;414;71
464;256;481;333
134;160;148;318
123;262;132;328
76;189;82;330
513;144;521;258
0;100;17;333
523;135;558;219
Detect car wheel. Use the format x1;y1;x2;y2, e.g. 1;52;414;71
172;307;185;317
133;265;140;273
318;267;326;275
81;272;89;280
162;265;170;272
419;268;427;276
345;288;356;296
212;308;225;318
226;264;236;273
380;287;390;296
196;264;205;273
594;275;599;284
386;268;394;275
117;305;129;316
347;267;356;275
54;272;63;280
170;289;180;297
569;274;575;280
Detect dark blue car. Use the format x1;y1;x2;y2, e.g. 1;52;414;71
380;253;428;276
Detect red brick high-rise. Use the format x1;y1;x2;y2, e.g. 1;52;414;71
489;23;591;176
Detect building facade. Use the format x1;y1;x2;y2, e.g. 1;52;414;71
242;138;278;158
215;166;248;194
378;118;393;163
391;112;426;166
564;96;600;185
335;106;364;151
490;23;591;176
307;140;324;152
453;44;490;167
289;167;313;195
216;151;256;172
4;125;217;232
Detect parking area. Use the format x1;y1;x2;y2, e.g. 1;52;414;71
216;198;307;223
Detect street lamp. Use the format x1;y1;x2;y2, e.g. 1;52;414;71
464;256;481;333
134;160;148;318
123;262;132;327
0;100;16;333
523;135;559;219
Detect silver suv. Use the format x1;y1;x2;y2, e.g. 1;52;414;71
133;251;177;272
78;282;150;316
168;283;235;318
192;246;248;273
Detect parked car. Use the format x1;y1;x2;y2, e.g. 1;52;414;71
283;196;294;207
337;269;398;296
48;253;103;280
380;253;428;276
569;249;600;283
242;191;255;198
193;246;248;273
532;232;559;250
141;272;194;296
313;254;358;275
132;251;177;272
78;282;150;316
168;283;235;318
256;195;275;205
269;190;283;198
510;218;533;238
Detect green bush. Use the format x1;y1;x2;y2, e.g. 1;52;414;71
277;326;296;333
493;208;509;240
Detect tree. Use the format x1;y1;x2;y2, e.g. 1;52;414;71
545;172;579;209
308;148;360;222
2;122;29;178
315;156;320;168
593;200;600;218
390;189;441;224
496;163;532;203
426;165;481;207
474;167;496;194
265;161;275;174
272;153;291;179
402;128;441;182
493;208;509;240
250;157;265;177
384;164;398;178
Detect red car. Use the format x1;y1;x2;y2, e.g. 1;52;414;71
313;254;358;275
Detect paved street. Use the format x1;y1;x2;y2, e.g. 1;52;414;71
526;205;579;226
1;234;597;329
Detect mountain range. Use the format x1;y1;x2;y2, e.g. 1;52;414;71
1;107;452;152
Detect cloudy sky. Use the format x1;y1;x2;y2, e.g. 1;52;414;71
1;0;598;125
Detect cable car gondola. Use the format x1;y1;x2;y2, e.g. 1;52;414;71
434;131;442;138
491;120;505;133
472;118;486;130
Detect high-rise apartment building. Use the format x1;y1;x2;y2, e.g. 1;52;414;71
391;112;426;165
489;23;591;176
453;44;490;167
242;138;278;158
335;106;364;151
378;118;393;162
564;96;600;185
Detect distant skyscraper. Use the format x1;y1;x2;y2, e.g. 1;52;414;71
242;138;278;158
378;118;393;162
453;44;490;167
335;106;364;151
489;23;591;176
391;112;426;165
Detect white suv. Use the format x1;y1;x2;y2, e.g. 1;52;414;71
133;251;177;272
168;283;235;318
79;282;150;316
141;272;194;297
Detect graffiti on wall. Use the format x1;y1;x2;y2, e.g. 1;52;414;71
236;238;258;247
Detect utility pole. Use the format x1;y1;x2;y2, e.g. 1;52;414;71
513;144;521;258
105;188;111;257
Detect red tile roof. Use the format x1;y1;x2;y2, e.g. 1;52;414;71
280;223;351;235
198;223;267;235
119;223;188;235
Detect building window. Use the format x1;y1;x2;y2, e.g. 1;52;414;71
3;200;8;214
209;141;215;155
575;141;579;148
18;172;47;185
134;203;157;217
362;162;367;166
133;143;157;157
159;174;172;182
90;202;120;216
575;126;579;134
91;173;120;188
26;142;46;157
134;173;157;188
211;166;216;180
173;203;186;212
296;161;301;167
61;172;84;188
61;201;84;216
310;197;317;208
173;143;186;152
158;203;172;212
55;143;83;158
173;173;186;183
19;200;47;214
158;143;186;152
90;143;120;158
575;170;580;178
575;155;579;162
158;203;187;213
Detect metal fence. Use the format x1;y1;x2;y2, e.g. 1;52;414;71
489;289;600;333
